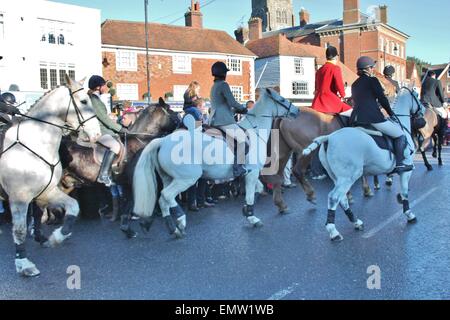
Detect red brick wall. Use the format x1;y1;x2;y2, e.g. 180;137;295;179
102;51;253;102
292;34;320;46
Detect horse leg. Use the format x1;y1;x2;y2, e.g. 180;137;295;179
269;152;291;214
119;187;138;238
43;188;80;248
31;203;47;244
10;201;40;277
421;150;433;171
362;176;374;197
243;170;263;227
385;174;394;187
326;179;354;242
160;178;198;237
437;132;443;166
292;155;316;204
374;176;380;190
398;171;416;223
432;134;437;158
339;197;364;231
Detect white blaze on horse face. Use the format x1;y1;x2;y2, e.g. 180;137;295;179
71;88;101;143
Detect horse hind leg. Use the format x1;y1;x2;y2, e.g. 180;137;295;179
339;196;364;231
10;201;40;277
292;155;316;204
326;179;355;242
362;176;374;197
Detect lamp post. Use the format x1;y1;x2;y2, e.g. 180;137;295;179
144;0;151;105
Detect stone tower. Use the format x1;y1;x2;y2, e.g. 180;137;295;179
251;0;295;32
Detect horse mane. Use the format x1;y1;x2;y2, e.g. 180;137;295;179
27;86;62;113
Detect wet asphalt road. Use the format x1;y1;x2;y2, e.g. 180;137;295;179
0;147;449;300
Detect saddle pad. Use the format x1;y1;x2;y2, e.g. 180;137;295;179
355;127;393;153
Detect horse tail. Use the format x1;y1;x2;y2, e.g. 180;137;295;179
133;138;162;218
302;135;330;156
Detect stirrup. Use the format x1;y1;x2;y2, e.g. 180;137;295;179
97;175;113;187
233;165;249;178
393;164;414;174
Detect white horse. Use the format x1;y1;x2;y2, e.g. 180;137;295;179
303;87;424;241
0;75;101;276
133;88;299;237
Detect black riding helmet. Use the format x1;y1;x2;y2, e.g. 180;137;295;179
88;75;107;90
326;46;339;60
383;65;395;77
356;56;377;70
211;61;230;78
0;92;17;105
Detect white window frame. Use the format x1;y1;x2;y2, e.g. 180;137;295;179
230;86;243;102
447;83;450;93
379;37;384;51
39;62;75;90
116;50;137;72
294;58;304;75
173;85;189;101
227;58;242;75
116;83;139;101
447;68;450;78
292;81;309;96
172;55;192;74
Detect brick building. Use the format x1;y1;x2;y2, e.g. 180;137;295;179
251;0;295;32
101;1;256;104
251;0;409;83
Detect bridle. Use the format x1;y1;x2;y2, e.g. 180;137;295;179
391;87;424;138
0;86;98;200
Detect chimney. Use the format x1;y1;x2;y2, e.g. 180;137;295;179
185;0;203;28
379;5;388;24
234;27;249;44
343;0;360;25
300;9;310;27
248;17;262;41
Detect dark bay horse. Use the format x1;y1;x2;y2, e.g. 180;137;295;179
54;98;180;237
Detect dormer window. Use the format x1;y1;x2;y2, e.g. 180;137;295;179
58;34;65;45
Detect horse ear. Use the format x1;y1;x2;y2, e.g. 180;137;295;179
79;77;87;86
158;97;165;106
65;73;73;87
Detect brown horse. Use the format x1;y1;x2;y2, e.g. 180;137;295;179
263;107;345;213
416;106;446;170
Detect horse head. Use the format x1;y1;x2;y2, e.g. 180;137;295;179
254;88;299;119
64;74;101;143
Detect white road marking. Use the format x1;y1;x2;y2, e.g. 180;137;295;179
363;187;438;239
267;283;300;300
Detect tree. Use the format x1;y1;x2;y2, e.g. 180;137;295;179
407;56;431;77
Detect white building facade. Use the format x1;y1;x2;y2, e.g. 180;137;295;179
0;0;101;108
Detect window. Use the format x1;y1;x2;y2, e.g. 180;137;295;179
282;11;288;24
447;83;450;93
294;58;304;75
116;50;137;71
380;37;384;51
227;58;242;74
173;55;191;74
448;68;450;78
49;69;58;89
68;69;75;80
59;69;67;85
292;81;309;95
173;85;189;101
58;34;65;45
276;11;282;23
230;86;243;102
116;84;139;101
40;68;48;90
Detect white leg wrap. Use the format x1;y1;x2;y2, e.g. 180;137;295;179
15;258;40;277
326;223;343;241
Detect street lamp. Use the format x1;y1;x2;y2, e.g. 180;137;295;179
384;42;398;67
144;0;151;105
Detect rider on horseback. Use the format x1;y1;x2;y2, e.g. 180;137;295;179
88;75;128;186
421;70;447;122
311;46;352;117
0;92;21;125
383;65;400;95
209;61;249;177
351;56;413;174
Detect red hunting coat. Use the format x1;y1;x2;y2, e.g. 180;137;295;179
311;62;352;114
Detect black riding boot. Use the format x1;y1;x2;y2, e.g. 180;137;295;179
233;142;248;178
393;136;413;174
97;150;116;186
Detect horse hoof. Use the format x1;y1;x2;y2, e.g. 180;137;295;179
427;166;433;171
15;259;40;277
254;221;264;228
374;184;381;190
173;228;184;239
307;197;317;205
432;152;437;158
438;161;443;166
364;191;374;197
354;220;364;231
122;227;137;239
331;234;344;242
385;181;393;187
279;208;290;215
407;217;417;224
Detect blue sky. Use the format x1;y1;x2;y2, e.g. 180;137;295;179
54;0;449;64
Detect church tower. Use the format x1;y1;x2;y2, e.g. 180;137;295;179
251;0;295;32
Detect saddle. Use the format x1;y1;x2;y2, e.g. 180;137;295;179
77;135;126;173
354;124;394;154
334;114;350;128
